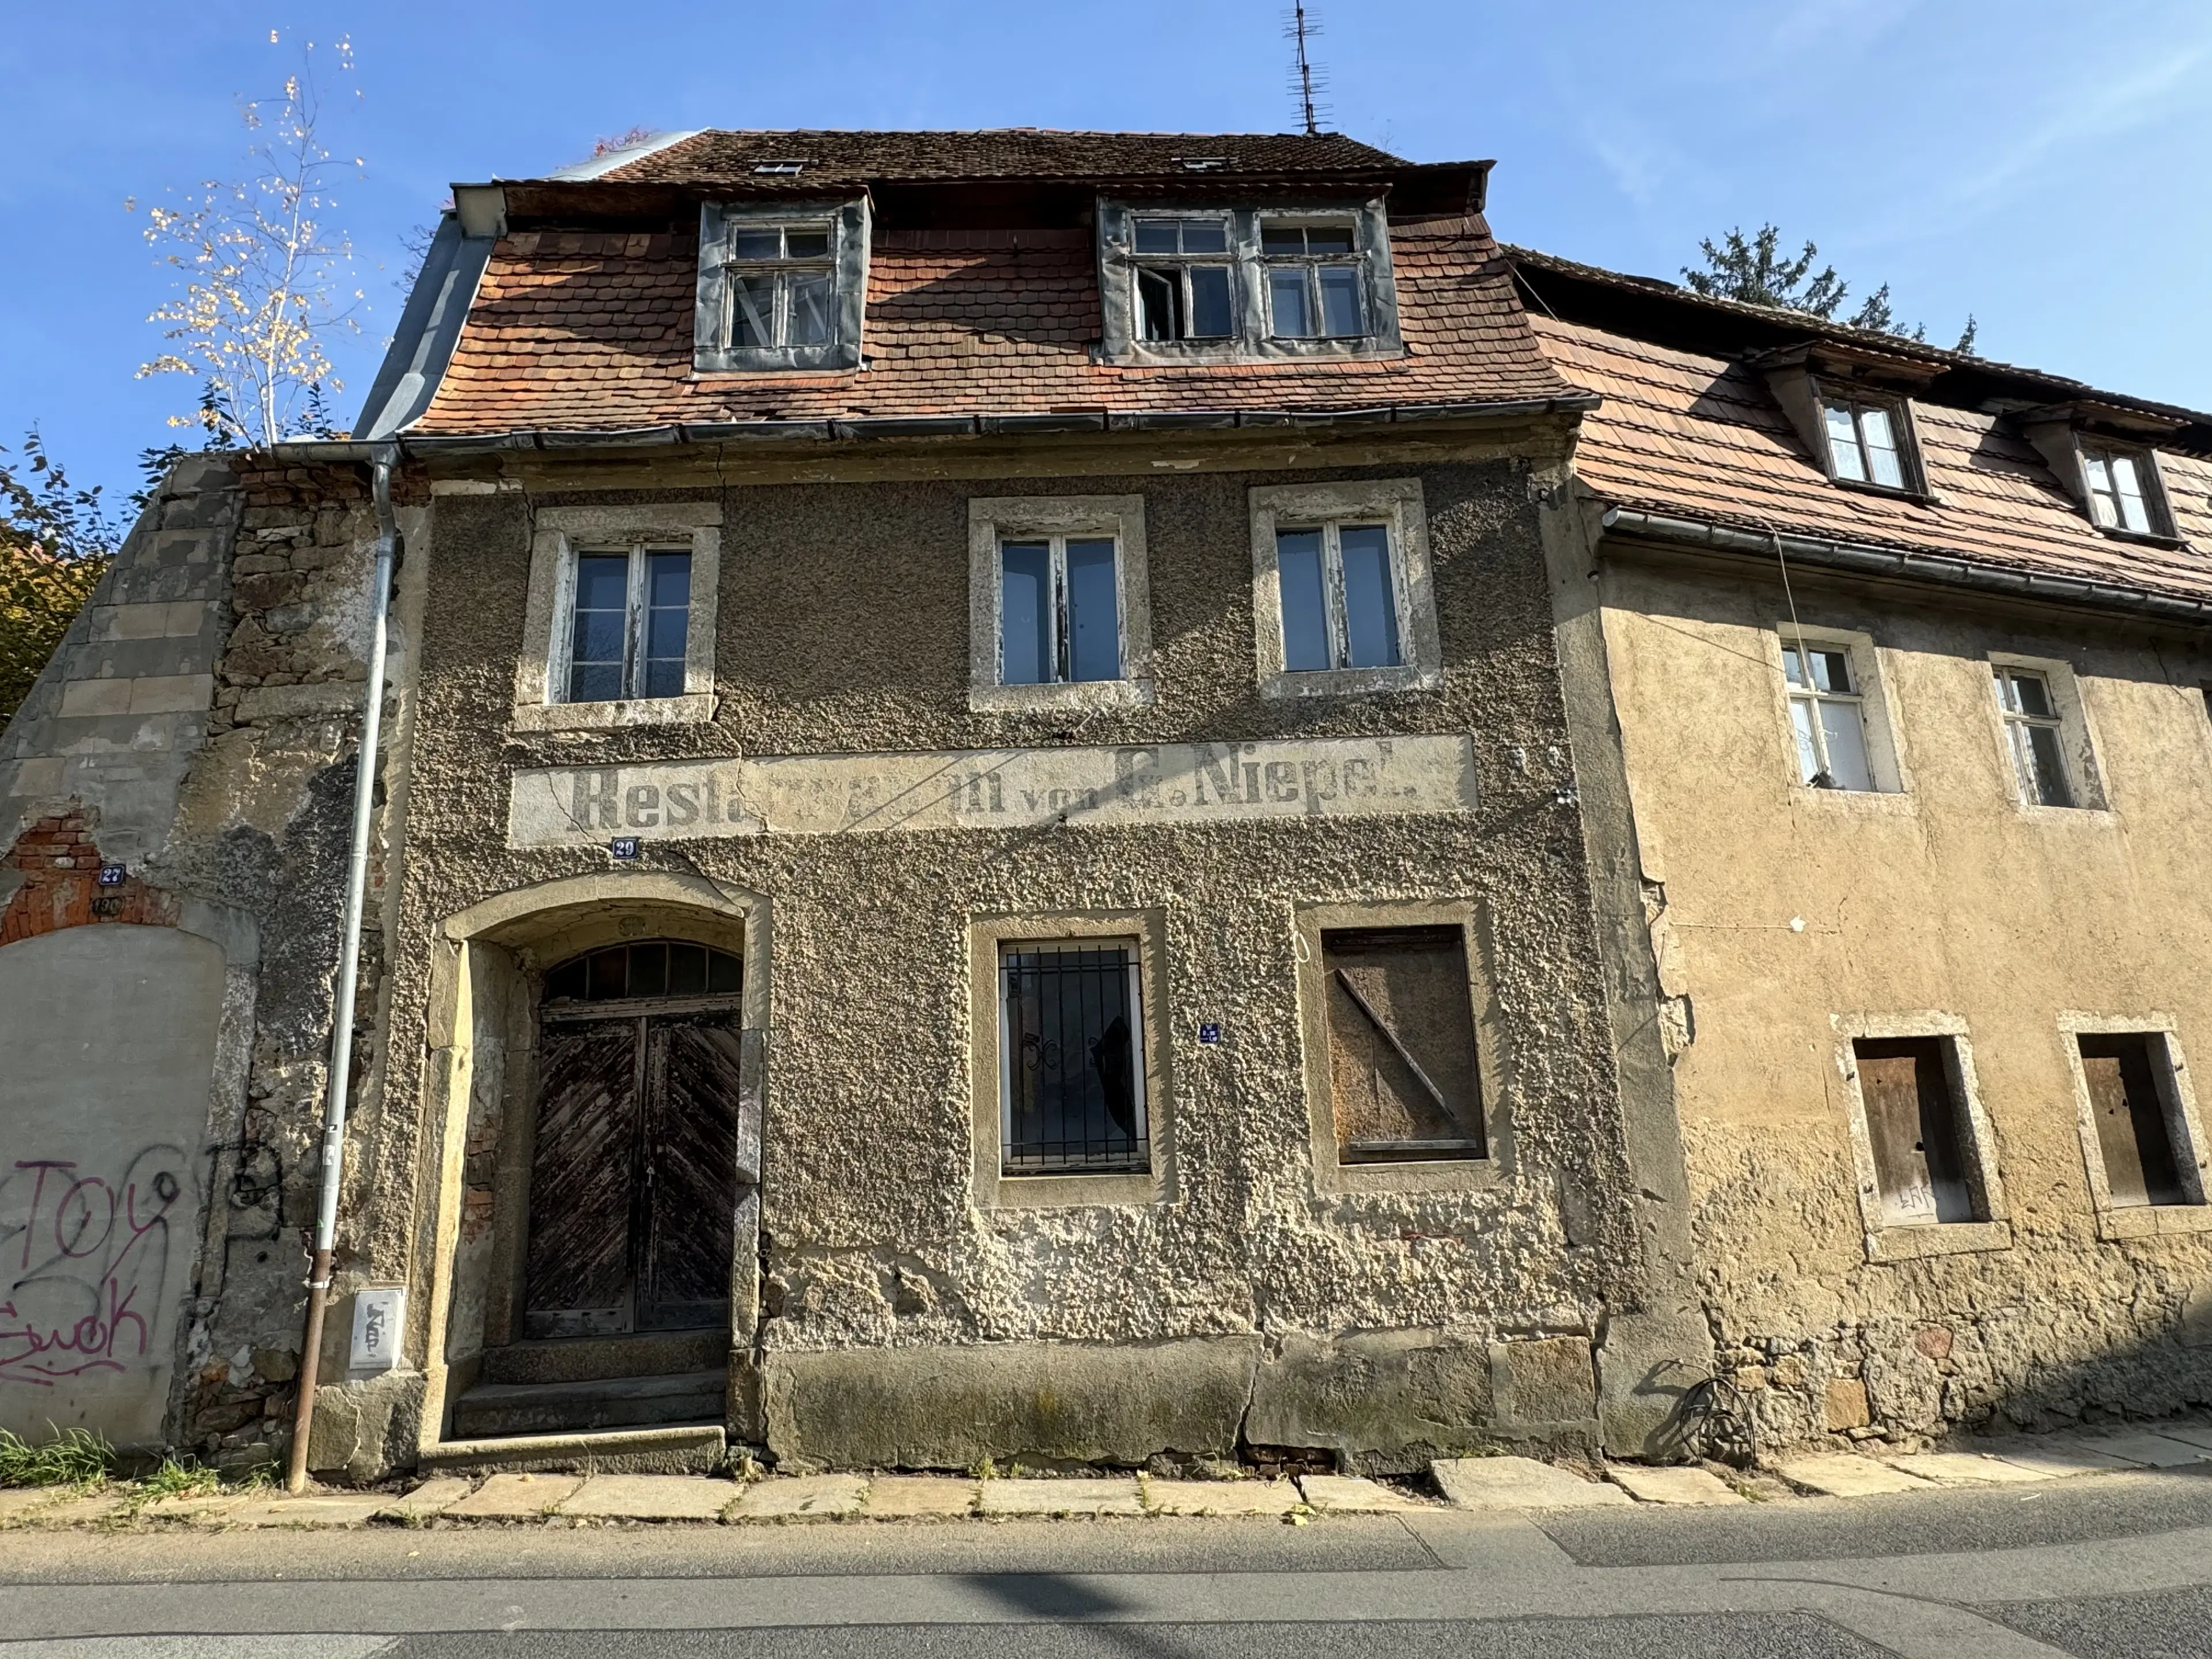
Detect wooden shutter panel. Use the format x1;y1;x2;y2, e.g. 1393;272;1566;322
1323;927;1484;1162
1853;1037;1976;1226
2079;1033;2186;1209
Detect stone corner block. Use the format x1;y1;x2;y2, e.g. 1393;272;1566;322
1247;1328;1496;1477
1593;1306;1715;1460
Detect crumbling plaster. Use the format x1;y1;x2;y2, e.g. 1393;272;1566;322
1592;539;2212;1451
348;431;1695;1471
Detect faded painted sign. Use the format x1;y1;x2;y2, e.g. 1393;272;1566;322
507;735;1478;847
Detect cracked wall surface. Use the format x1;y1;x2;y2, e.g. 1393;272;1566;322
1594;543;2212;1457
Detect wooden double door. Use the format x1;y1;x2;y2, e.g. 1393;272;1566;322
522;1003;751;1339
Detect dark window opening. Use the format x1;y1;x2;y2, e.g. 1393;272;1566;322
1000;942;1147;1174
1324;926;1485;1164
2078;1033;2194;1209
545;940;741;1005
565;547;691;704
1131;216;1234;342
1853;1036;1980;1225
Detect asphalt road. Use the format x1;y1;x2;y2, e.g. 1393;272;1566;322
1;1465;2209;1658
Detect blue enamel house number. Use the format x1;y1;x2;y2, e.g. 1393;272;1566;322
97;863;127;887
609;837;641;860
1198;1022;1222;1045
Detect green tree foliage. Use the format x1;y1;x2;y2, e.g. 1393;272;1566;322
1684;225;1978;355
0;433;120;725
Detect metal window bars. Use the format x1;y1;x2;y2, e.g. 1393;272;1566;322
999;942;1149;1173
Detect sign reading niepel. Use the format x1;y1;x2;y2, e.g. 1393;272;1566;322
507;735;1478;849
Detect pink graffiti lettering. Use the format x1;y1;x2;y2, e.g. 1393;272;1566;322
2;1150;188;1390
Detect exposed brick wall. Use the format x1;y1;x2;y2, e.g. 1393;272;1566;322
0;802;179;945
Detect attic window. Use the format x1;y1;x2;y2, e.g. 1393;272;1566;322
694;199;869;373
2081;445;2165;536
1823;397;1908;491
751;160;809;175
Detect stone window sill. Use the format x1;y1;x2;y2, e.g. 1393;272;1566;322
1787;783;1916;815
1865;1218;2012;1263
1261;665;1442;700
512;694;717;733
2094;1202;2212;1243
969;679;1154;715
986;1170;1164;1210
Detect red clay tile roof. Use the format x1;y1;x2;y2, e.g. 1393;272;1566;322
410;215;1581;435
1533;314;2212;604
590;128;1406;187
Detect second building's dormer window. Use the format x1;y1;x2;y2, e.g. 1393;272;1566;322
694;199;869;372
1821;396;1908;491
1098;199;1402;364
2081;445;2159;535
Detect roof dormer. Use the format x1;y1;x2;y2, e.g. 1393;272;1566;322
1748;340;1940;502
2015;401;2186;546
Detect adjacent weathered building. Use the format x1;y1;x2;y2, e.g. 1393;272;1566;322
1;129;2205;1479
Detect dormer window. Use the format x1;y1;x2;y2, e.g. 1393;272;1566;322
1822;396;1907;491
1097;199;1402;365
694;199;868;373
1132;217;1234;342
2082;446;2158;535
1261;221;1365;339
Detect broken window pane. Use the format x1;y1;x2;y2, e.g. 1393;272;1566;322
1064;539;1121;682
1187;266;1233;337
1001;942;1147;1173
999;541;1052;685
786;272;834;346
1261;226;1306;254
1317;266;1363;336
1853;1037;1979;1225
1304;225;1355;255
1323;926;1484;1163
1338;525;1400;668
2078;1033;2191;1208
729;274;777;349
1269;268;1313;337
1275;529;1330;671
784;228;831;259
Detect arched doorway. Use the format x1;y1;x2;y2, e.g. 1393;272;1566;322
522;939;747;1340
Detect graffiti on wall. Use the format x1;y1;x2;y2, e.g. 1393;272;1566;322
1;1146;192;1392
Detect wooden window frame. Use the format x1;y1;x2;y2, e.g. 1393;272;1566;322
514;503;720;732
555;543;692;706
694;198;869;373
1249;479;1441;699
1257;217;1367;341
968;496;1152;713
1819;392;1916;494
1834;1012;2011;1263
1295;898;1506;1196
1129;213;1238;343
2077;441;2176;541
1986;653;2106;813
2058;1013;2212;1241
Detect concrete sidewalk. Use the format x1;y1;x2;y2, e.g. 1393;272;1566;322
2;1414;2206;1531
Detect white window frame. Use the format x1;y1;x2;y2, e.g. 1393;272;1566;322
1250;479;1440;699
1771;626;1908;797
2078;442;2171;539
513;503;719;732
556;544;694;704
1129;213;1238;344
968;496;1151;713
1987;653;2105;812
694;198;869;373
1832;1011;2012;1264
2056;1012;2212;1241
1257;217;1368;341
1820;394;1912;492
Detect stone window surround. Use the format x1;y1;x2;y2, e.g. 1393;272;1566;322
1293;897;1509;1196
968;495;1153;713
2055;1011;2212;1242
693;198;870;374
1249;478;1442;699
513;503;721;733
1763;622;1914;805
967;908;1172;1211
1095;196;1403;367
1983;649;2110;816
1832;1010;2013;1264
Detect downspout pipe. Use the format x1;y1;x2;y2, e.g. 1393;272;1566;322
286;449;400;1493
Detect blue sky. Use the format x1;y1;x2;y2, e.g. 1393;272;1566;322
4;0;2208;509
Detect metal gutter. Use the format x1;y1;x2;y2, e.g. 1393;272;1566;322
275;393;1600;464
1599;505;2212;627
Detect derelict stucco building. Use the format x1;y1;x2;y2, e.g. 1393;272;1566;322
2;127;2207;1482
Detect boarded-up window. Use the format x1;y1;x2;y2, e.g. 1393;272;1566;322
1853;1037;1979;1225
2078;1033;2193;1209
1323;927;1484;1163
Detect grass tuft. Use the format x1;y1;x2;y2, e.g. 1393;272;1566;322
0;1426;114;1488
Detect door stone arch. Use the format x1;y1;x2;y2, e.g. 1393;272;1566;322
418;872;767;1456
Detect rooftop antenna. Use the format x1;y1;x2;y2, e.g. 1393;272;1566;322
1285;3;1330;137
